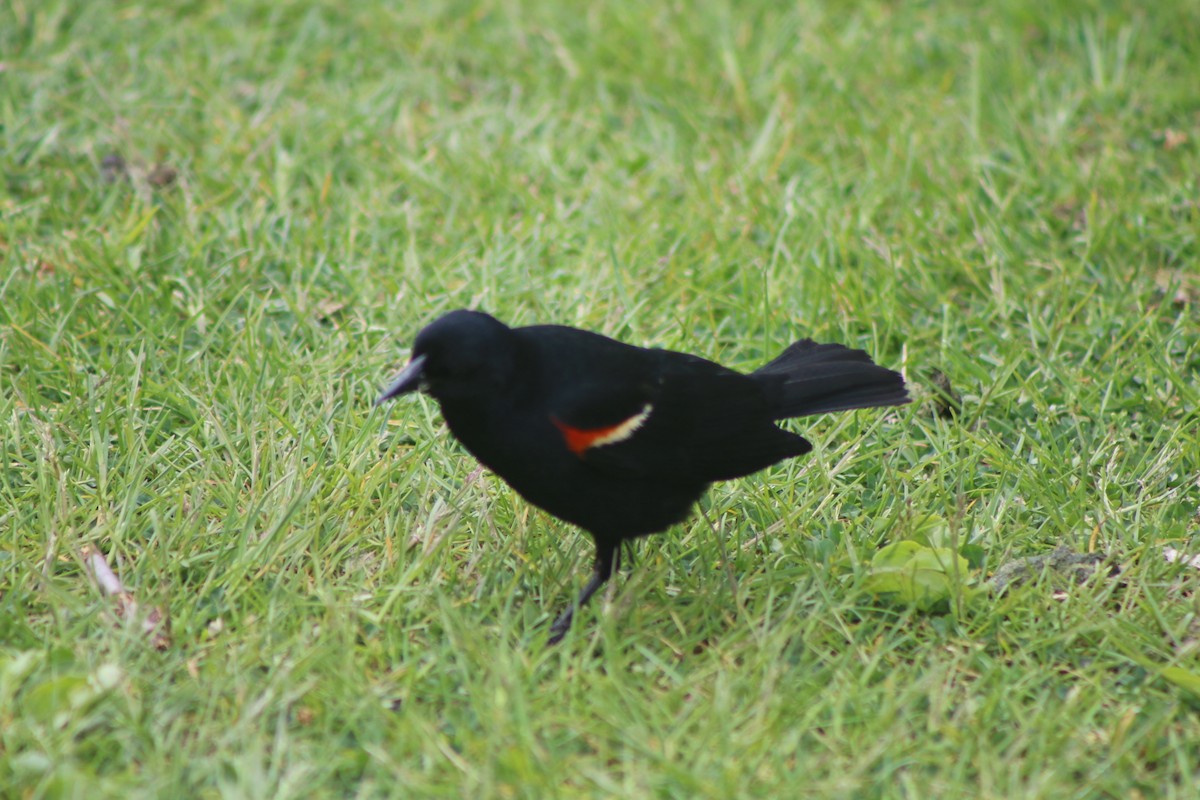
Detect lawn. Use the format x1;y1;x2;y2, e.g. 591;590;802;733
2;0;1199;796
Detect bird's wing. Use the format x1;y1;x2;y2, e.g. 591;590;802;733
550;354;810;484
548;378;659;458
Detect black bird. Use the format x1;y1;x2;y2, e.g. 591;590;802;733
377;310;908;643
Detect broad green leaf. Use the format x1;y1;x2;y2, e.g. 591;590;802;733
862;541;973;611
23;674;94;727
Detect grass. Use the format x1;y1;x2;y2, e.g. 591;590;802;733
2;0;1199;796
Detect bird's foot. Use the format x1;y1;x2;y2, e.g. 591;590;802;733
547;607;574;646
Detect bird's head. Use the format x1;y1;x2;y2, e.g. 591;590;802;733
375;309;519;405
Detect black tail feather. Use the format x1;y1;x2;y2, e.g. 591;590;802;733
753;339;909;419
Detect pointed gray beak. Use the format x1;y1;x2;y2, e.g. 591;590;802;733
374;355;427;406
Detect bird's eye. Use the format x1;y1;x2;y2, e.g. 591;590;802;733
421;357;446;378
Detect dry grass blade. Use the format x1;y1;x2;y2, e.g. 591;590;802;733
81;545;171;651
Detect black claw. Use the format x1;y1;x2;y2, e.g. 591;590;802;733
545;542;620;645
547;608;574;646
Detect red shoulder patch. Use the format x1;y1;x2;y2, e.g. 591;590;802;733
551;405;653;456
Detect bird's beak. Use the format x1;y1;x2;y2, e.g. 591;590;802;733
374;355;427;406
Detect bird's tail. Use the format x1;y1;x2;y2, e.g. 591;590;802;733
753;339;909;419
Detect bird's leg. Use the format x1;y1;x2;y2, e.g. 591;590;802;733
547;542;620;645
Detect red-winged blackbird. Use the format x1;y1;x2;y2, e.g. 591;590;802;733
377;310;908;643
